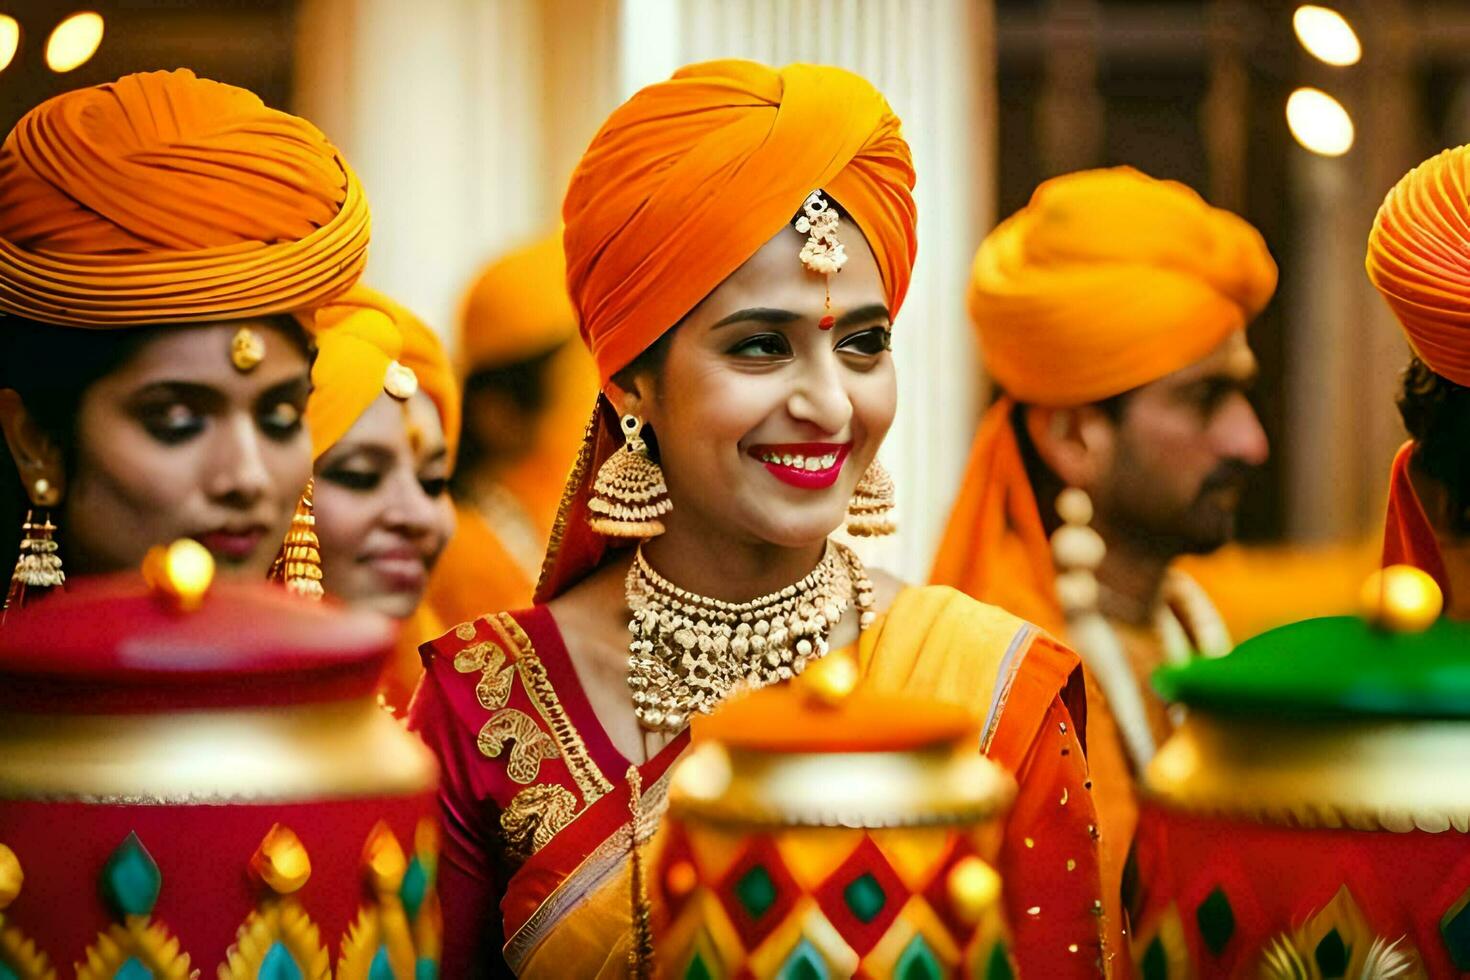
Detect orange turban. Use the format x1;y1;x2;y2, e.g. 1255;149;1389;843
537;59;916;600
933;168;1275;630
1367;144;1470;388
458;232;577;373
971;167;1276;407
0;69;369;327
305;287;459;463
563;59;917;385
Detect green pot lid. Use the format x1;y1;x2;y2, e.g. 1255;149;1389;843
1153;615;1470;719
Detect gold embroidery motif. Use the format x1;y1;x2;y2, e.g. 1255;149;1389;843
478;711;559;784
501;784;580;861
454;638;517;711
455;621;479;641
491;613;614;804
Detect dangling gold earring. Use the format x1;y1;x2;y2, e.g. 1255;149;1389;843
587;415;671;539
4;478;65;617
271;478;324;599
846;459;896;537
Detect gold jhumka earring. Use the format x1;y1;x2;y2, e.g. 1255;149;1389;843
587;415;671;539
271;478;324;599
847;459;897;537
4;477;64;618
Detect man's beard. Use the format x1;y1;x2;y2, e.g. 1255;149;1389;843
1112;460;1257;558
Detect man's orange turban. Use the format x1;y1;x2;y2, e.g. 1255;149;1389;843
538;59;916;600
563;59;917;385
458;232;577;373
0;69;369;327
305;287;459;463
971;167;1276;407
1367;144;1470;388
933;168;1276;630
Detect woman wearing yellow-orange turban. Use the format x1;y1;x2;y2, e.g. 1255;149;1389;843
0;69;369;610
303;285;460;708
408;59;1108;978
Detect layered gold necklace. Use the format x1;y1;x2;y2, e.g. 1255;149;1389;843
625;540;876;732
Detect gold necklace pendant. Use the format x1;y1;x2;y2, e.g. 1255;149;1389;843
624;541;875;733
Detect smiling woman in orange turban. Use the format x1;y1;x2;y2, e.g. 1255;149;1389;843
409;60;1109;979
1368;144;1470;619
0;68;370;592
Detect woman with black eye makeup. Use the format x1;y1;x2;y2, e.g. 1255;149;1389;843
0;70;370;603
304;287;460;708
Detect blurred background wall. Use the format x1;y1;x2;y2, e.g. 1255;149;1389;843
0;0;1456;582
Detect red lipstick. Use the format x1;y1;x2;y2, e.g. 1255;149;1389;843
748;442;851;490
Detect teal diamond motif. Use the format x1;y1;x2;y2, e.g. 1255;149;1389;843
1442;888;1470;969
684;951;714;980
260;942;303;980
984;942;1015;980
734;865;778;920
102;833;161;918
415;958;438;980
843;872;886;924
896;934;943;980
116;958;154;980
776;938;827;980
1140;936;1168;980
1314;927;1349;978
0;961;18;980
1195;886;1235;956
401;856;430;922
368;947;395;980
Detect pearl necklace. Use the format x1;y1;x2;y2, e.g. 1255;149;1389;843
625;540;875;733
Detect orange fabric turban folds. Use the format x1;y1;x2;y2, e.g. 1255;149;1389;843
563;59;917;385
538;59;916;600
933;168;1276;630
305;287;459;462
1367;144;1470;388
0;69;369;327
971;167;1276;407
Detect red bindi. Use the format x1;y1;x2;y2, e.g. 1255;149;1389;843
818;314;836;330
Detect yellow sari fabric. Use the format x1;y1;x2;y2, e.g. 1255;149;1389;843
509;586;1106;979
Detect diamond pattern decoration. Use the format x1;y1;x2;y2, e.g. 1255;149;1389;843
1140;937;1168;980
1314;927;1348;978
685;950;714;980
777;938;828;980
716;835;800;950
1442;884;1470;970
813;835;910;957
1195;886;1235;956
894;933;943;980
922;837;982;944
982;942;1015;980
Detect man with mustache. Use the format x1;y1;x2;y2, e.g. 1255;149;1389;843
932;167;1276;965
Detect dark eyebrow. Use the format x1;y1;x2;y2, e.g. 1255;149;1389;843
836;303;891;329
257;375;311;405
710;307;802;329
127;381;223;408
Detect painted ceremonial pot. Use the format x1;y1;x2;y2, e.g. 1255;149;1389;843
1131;572;1470;979
0;556;440;979
654;654;1018;979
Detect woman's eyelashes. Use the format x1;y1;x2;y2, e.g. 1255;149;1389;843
725;325;892;361
836;326;892;356
418;476;448;497
322;465;382;492
258;398;304;440
136;401;204;444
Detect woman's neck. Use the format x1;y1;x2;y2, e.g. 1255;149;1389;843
639;516;829;603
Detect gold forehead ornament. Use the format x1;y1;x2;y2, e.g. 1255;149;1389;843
383;360;419;401
795;190;846;329
230;326;266;372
